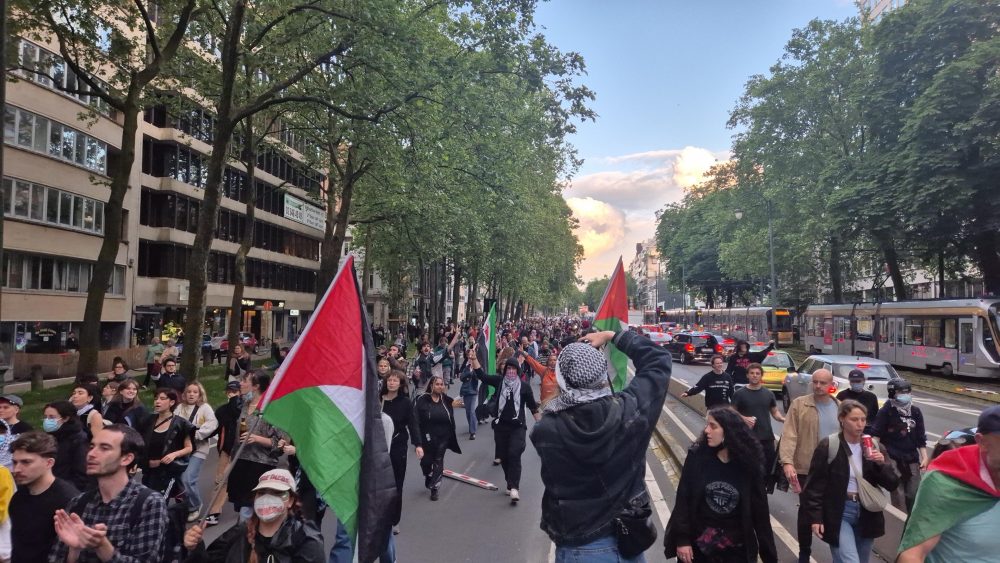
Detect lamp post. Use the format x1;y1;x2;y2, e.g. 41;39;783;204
735;201;779;348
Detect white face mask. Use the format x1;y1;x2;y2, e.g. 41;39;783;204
253;494;287;522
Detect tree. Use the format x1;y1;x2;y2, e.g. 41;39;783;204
12;0;200;374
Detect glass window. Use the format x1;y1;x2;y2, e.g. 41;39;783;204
66;262;79;292
6;254;22;289
2;179;10;215
95;202;104;233
51;58;65;90
61;128;76;161
112;267;124;295
82;199;95;231
904;320;923;345
32;115;48;152
13;181;30;217
52;261;65;291
74;134;86;166
30;183;45;221
59;192;72;225
923;319;942;347
72;196;84;228
3;106;14;142
24;257;37;290
17;111;34;147
944;319;957;349
48;123;62;156
46;187;59;223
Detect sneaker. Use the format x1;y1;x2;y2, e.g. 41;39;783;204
430;488;439;501
505;488;511;496
203;513;221;527
493;458;501;466
470;433;476;440
187;510;201;523
510;489;519;504
393;526;400;535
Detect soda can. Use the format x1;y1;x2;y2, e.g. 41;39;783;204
862;435;874;458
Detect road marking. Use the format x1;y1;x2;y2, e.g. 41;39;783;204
913;397;982;417
770;515;817;563
926;431;941;440
548;542;555;563
645;461;671;528
661;403;697;441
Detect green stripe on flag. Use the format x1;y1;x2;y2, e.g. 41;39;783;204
594;318;629;391
263;386;363;535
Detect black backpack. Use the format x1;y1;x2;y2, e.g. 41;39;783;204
70;486;187;562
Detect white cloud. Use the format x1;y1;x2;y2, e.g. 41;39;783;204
565;146;728;282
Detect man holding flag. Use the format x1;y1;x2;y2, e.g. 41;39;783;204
530;257;672;561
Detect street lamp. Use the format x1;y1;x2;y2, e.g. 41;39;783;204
735;201;779;348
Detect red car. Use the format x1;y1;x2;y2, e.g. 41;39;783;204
220;332;258;354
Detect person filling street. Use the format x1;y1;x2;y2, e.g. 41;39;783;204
227;372;287;520
0;394;32;470
138;388;194;497
143;339;165;389
733;363;785;475
836;370;879;430
664;406;778;563
412;342;445;390
225;343;252;382
727;340;774;385
779;368;839;563
681;355;735;408
69;384;104;440
412;375;461;501
523;346;559;407
457;347;481;438
802;400;899;563
102;379;148;428
182;468;325;562
531;329;671;562
204;381;243;526
476;355;541;504
380;370;417;534
871;378;927;513
50;425;168;563
896;405;1000;562
158;357;188;395
41;401;90;491
175;382;219;522
9;431;79;563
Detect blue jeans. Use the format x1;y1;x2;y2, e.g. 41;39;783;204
555;535;647;563
462;394;478;435
182;455;205;511
328;518;353;563
831;500;874;563
380;533;396;563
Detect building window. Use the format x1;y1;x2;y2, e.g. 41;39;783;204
4;106;108;174
3;251;123;295
17;40;114;117
2;177;105;234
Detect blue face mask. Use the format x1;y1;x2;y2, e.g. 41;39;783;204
895;394;912;404
850;383;864;393
42;418;61;433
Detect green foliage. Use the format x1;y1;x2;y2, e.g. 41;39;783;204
581;272;639;312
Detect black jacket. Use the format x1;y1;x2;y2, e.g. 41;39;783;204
726;344;773;385
686;371;735;408
184;515;325;563
801;434;900;547
411;394;462;454
103;400;149;428
51;419;91;491
836;389;879;424
872;403;926;465
212;396;243;455
530;331;671;546
382;394;419;447
478;370;539;427
663;445;778;563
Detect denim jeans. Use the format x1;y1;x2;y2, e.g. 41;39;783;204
462;394;478;435
182;455;206;511
831;499;874;563
328;518;354;563
555;535;647;563
379;533;396;563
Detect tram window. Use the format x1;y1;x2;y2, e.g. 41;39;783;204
943;319;957;349
904;320;923;345
923;319;942;347
961;322;974;354
857;318;873;341
879;317;888;343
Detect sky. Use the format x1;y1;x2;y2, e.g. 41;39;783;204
532;0;859;283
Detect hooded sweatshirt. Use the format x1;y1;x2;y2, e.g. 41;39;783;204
530;331;671;546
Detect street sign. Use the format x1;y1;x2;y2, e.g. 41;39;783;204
263;301;273;311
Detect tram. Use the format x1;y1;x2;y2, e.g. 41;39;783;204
802;299;1000;379
660;306;796;345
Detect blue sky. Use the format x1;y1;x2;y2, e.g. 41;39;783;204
533;0;858;281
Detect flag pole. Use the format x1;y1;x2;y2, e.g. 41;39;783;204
198;411;267;526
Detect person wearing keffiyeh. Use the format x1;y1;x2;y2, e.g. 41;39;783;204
473;357;540;504
872;379;927;512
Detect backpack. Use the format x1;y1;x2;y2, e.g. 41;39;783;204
70;486;187;562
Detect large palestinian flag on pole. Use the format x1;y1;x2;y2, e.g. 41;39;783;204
259;255;396;562
594;257;630;391
478;302;497;398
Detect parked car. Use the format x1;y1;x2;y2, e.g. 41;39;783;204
666;332;724;364
781;354;901;412
239;332;258;354
757;348;795;397
175;334;212;355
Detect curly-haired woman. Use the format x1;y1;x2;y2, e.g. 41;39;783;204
664;406;778;563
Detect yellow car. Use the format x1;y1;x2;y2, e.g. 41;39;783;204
758;349;795;397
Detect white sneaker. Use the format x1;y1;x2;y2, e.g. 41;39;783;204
510;489;519;504
505;488;510;496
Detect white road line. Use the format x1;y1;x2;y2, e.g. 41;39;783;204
661;403;697;441
913;397;982;417
547;541;555;563
645;461;672;528
926;431;941;440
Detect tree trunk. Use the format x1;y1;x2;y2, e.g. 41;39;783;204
875;231;907;301
705;287;715;309
316;165;339;306
417;258;426;338
179;0;246;378
451;261;462;324
725;287;733;308
227;117;257;356
974;231;1000;296
829;236;843;303
361;231;373;304
79;90;141;375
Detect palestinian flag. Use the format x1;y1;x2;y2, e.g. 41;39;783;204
478;302;497;398
259;255;396;562
593;257;629;391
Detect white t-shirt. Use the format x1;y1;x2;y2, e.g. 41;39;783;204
847;441;863;494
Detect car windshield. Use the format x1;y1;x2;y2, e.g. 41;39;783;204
762;353;793;369
834;363;898;380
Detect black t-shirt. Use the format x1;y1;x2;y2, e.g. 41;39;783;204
699;454;744;541
732;386;777;441
10;477;79;563
688;371;735;408
6;421;32;434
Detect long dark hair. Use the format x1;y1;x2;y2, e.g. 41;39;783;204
425;375;445;394
697;406;765;478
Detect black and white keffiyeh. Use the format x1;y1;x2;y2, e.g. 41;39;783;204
543;342;612;414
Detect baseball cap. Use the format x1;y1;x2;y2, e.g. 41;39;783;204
847;369;866;381
0;394;23;407
225;381;241;392
253;468;296;493
977;405;1000;435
